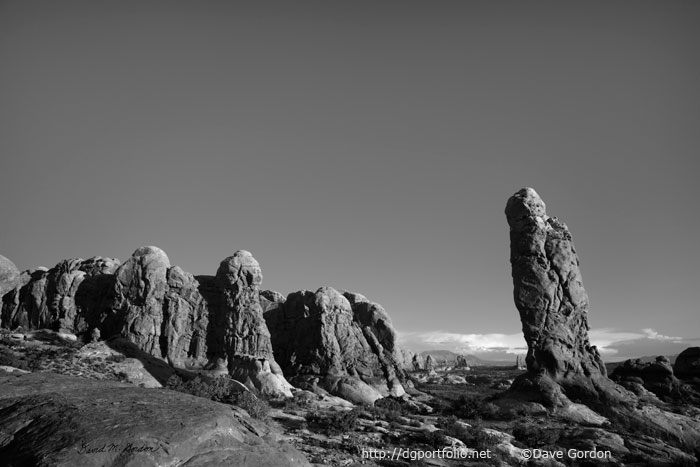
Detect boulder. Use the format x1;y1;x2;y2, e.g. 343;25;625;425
264;286;407;403
611;356;682;399
675;347;700;379
0;372;310;467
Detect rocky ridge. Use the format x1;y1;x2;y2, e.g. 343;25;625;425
0;248;293;397
1;249;409;402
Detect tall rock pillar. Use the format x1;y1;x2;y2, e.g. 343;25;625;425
505;188;617;404
216;250;292;397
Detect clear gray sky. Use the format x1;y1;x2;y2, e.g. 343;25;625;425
2;1;699;360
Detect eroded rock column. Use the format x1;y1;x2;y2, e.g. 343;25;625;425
216;250;292;397
505;188;615;403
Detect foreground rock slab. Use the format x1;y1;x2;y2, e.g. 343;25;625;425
0;372;310;467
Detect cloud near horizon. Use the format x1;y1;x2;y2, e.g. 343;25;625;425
398;328;700;362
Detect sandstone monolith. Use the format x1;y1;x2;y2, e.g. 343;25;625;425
505;188;624;405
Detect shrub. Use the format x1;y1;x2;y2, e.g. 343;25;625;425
165;374;269;419
276;391;313;410
374;397;405;413
437;416;500;451
446;395;503;420
512;421;560;447
166;374;238;402
479;402;501;419
450;395;481;419
422;430;447;448
306;408;360;436
0;346;30;370
231;391;270;420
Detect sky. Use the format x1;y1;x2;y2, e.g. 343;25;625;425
1;1;699;361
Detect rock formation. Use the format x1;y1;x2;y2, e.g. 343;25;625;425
505;187;621;405
398;348;416;371
1;257;120;333
260;289;285;314
0;255;20;298
0;247;293;398
611;357;682;399
264;286;406;404
214;251;292;397
455;354;469;369
112;246;170;356
424;354;434;372
504;188;700;453
411;354;422;371
0;372;310;467
161;266;209;368
675;347;700;379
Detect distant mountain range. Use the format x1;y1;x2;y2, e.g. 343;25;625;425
419;350;517;367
